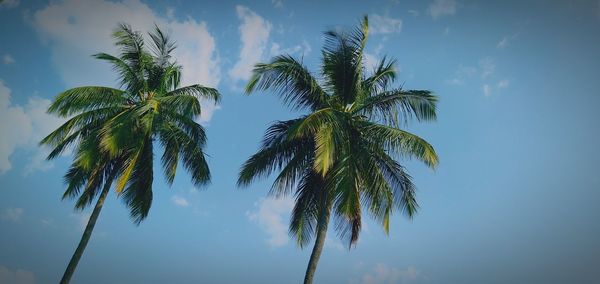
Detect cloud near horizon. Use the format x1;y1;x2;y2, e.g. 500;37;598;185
357;264;419;284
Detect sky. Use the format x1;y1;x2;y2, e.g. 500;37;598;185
0;0;599;283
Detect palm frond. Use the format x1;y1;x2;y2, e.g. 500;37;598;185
246;55;327;111
289;170;324;248
354;89;437;125
148;24;176;68
362;56;397;94
361;122;439;168
164;85;221;104
120;137;154;224
47;87;126;117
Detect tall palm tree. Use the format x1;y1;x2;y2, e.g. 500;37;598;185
41;24;220;284
238;16;438;284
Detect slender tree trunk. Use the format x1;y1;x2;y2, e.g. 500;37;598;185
60;175;114;284
303;200;331;284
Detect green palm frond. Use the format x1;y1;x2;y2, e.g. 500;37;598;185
156;94;202;117
361;122;439;168
246;55;327;111
120;137;154;224
164;85;221;104
148;24;176;68
362;56;397;94
47;87;126;117
92;53;142;95
289;170;325;248
354;89;438;124
238;138;308;187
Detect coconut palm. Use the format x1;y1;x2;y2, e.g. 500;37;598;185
41;24;220;284
238;16;438;284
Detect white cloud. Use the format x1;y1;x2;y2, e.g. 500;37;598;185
483;84;491;97
497;37;509;49
269;40;311;58
40;218;54;227
497;79;509;89
247;197;294;248
0;266;35;284
171;195;190;207
229;5;272;81
360;264;419;284
445;65;477;85
272;0;283;8
428;0;457;19
497;33;519;49
444;27;450;35
478;57;495;79
2;55;14;65
370;14;402;34
31;0;221;124
0;80;62;174
0;0;19;9
408;10;419;17
364;52;379;71
1;208;24;222
446;57;497;86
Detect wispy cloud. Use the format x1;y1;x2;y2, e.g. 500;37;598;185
1;208;24;222
497;79;509;89
31;0;221;124
171;195;190;207
370;14;402;34
229;5;272;81
445;64;477;85
0;80;62;174
478;57;495;79
428;0;457;19
363;52;379;71
0;266;35;284
2;54;14;65
272;0;283;8
247;197;293;248
269;40;311;58
497;33;519;49
356;264;420;284
40;218;54;227
446;57;497;87
483;84;491;97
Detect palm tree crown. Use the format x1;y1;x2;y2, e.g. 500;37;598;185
238;17;438;283
42;24;220;222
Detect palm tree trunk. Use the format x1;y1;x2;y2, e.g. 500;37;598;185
60;175;114;284
303;201;331;284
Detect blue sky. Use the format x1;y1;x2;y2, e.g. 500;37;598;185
1;0;599;283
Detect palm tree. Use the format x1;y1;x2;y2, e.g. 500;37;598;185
238;16;438;284
41;24;220;284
